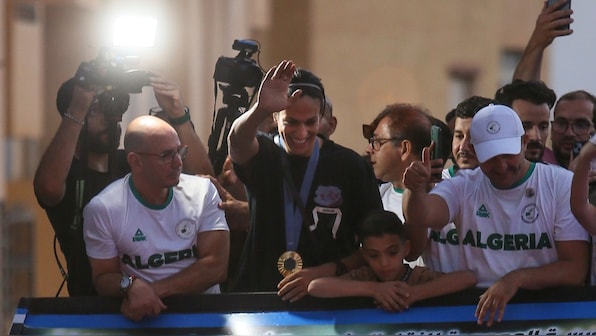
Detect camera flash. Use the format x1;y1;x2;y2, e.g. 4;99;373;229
112;17;157;48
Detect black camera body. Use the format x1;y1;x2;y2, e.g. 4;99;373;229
75;49;151;116
213;39;262;89
209;39;263;175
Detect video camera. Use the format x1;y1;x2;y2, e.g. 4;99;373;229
213;39;262;89
74;48;151;116
209;39;264;175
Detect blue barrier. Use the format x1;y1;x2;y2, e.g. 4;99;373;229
10;287;596;335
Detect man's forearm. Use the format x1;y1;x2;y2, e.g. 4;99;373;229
228;104;270;165
174;122;215;177
151;254;228;297
33;119;84;205
94;272;126;297
512;45;544;81
507;245;589;290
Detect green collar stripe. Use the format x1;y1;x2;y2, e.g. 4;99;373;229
128;177;173;210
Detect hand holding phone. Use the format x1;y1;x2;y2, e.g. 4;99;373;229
430;125;444;180
546;0;572;31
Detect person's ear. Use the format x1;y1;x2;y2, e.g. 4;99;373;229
400;139;413;160
327;116;337;136
127;152;142;169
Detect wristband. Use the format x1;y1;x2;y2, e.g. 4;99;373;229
334;259;348;276
169;107;191;126
63;112;85;125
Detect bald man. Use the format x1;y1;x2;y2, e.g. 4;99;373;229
83;115;229;321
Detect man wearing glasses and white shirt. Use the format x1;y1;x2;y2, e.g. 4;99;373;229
83;116;229;321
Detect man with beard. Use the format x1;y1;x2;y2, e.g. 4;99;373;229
549;90;596;169
403;104;589;327
421;96;495;273
228;60;382;299
83;116;229;321
494;80;556;163
34;74;211;296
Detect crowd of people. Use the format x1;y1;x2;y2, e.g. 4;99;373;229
34;0;596;327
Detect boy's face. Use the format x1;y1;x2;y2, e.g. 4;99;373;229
361;234;409;282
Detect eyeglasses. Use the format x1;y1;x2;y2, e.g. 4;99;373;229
551;118;593;135
368;136;402;151
135;145;188;164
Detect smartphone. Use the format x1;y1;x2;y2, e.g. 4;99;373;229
547;0;571;30
572;141;586;157
573;140;596;171
431;125;443;160
430;125;443;180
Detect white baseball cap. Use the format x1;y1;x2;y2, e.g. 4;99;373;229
470;104;524;163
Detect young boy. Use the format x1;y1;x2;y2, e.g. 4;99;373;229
307;209;476;312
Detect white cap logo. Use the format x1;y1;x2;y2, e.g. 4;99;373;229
486;121;501;134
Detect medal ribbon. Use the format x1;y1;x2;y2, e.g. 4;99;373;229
275;135;320;251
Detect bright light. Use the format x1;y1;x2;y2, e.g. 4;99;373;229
112;16;157;48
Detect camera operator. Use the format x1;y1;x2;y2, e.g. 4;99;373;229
34;71;213;297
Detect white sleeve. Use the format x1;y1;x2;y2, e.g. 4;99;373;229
83;196;119;259
196;178;229;233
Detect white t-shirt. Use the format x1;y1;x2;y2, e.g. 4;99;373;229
84;173;229;294
379;182;425;267
423;167;461;273
430;162;589;287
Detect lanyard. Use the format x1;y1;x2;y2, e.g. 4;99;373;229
275;135;320;251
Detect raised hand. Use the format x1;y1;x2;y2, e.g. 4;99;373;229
255;60;298;115
403;143;433;192
151;76;186;118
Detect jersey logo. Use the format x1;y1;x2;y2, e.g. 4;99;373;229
521;204;540;223
476;204;490;218
314;185;343;207
132;229;147;242
176;219;196;239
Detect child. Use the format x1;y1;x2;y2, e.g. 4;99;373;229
571;134;596;235
307;209;476;312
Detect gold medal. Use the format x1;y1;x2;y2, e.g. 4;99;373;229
277;251;303;277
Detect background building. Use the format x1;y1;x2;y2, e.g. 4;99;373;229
3;0;594;332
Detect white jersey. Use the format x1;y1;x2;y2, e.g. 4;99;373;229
430;162;589;287
423;166;461;273
84;173;229;294
379;182;425;267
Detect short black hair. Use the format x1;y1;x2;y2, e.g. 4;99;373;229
455;96;497;119
445;108;456;124
556;90;596;124
357;209;405;245
289;68;326;114
494;79;556;109
364;103;432;158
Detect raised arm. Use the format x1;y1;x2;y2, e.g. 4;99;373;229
402;146;450;231
513;0;573;81
571;141;596;234
34;82;96;206
151;76;214;176
228;60;297;165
